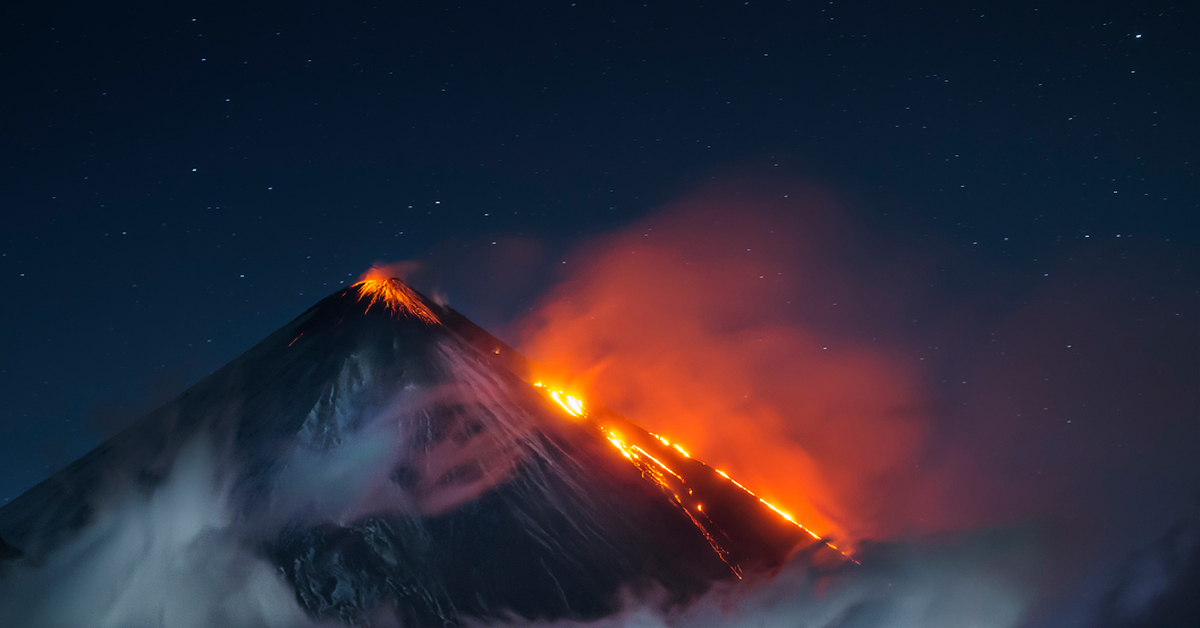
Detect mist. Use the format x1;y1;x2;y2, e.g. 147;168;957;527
0;342;549;627
0;436;326;628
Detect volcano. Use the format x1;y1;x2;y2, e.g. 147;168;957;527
0;277;842;627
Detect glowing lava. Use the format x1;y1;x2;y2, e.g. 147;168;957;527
352;272;439;324
550;389;585;417
530;383;854;567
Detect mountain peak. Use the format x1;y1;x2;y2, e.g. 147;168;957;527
351;274;440;324
0;279;842;627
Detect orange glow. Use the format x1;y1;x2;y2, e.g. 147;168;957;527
516;189;945;549
629;445;683;481
567;396;584;415
541;384;587;418
533;383;852;563
352;270;439;324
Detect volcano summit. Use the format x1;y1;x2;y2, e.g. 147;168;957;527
0;277;841;627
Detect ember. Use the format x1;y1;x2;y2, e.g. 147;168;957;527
352;270;439;324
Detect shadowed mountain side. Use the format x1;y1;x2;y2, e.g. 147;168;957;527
0;279;835;626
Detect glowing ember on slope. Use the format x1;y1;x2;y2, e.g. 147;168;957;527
534;383;587;418
531;384;854;565
351;271;439;324
604;426;741;577
650;433;693;458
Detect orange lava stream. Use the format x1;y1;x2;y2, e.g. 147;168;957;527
604;425;741;578
531;384;855;566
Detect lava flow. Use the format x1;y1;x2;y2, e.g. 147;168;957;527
353;272;440;324
531;382;853;567
349;270;849;565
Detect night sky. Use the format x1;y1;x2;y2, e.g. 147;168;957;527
1;1;1196;626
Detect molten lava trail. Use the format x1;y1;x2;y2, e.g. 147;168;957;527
530;383;854;569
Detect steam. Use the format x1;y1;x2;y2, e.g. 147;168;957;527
360;260;450;307
0;437;326;628
484;529;1041;628
512;177;1198;627
0;338;552;628
359;260;425;285
516;185;938;544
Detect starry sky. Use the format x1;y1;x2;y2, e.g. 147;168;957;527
0;1;1196;625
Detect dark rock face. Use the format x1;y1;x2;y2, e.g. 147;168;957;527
0;536;21;561
0;280;821;626
266;423;738;626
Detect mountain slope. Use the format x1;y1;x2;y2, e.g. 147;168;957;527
0;278;835;626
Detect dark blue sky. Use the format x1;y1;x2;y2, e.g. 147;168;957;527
0;1;1196;625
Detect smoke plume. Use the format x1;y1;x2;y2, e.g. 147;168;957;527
516;182;946;545
513;175;1198;627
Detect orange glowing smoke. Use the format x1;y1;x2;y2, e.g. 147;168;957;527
532;382;854;568
517;184;933;546
534;384;746;574
354;267;440;324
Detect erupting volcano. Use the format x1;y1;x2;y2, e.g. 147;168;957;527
0;276;847;627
